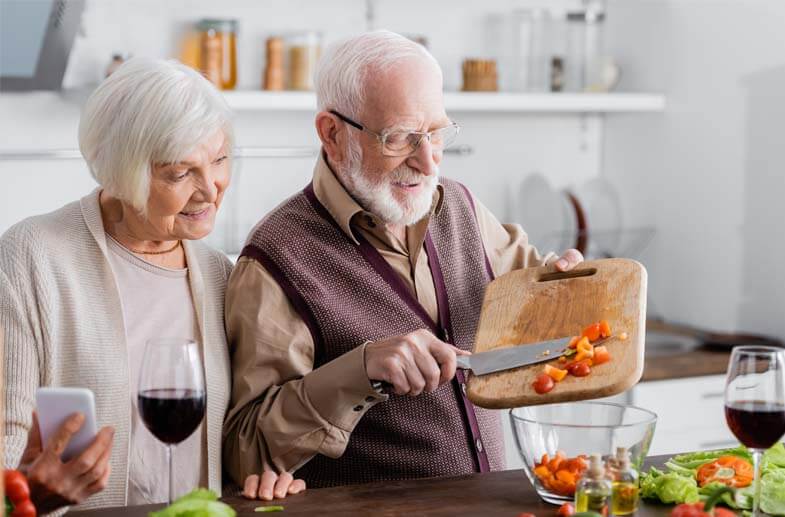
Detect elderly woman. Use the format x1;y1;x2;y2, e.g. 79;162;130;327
0;58;303;514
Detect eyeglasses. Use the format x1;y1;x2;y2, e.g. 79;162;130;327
329;110;460;157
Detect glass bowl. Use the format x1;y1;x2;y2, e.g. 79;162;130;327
510;401;657;505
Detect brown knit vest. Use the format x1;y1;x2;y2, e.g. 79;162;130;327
242;178;505;488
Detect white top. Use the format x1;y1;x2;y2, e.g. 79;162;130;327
1;189;233;512
105;236;206;505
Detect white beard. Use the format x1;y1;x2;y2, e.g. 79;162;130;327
339;136;438;227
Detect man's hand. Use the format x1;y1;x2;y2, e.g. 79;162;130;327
365;329;470;396
554;249;584;272
242;471;306;500
22;411;114;513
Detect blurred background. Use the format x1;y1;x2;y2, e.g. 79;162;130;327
2;0;784;458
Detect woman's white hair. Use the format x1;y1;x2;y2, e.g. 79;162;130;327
78;57;233;212
314;30;441;119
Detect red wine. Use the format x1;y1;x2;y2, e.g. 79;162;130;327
138;388;205;444
725;401;785;449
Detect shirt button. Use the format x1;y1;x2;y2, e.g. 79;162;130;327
353;405;364;412
365;396;376;403
476;438;484;453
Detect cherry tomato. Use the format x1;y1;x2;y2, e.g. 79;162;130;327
4;470;30;505
558;502;575;517
566;361;591;377
10;500;36;517
533;373;555;394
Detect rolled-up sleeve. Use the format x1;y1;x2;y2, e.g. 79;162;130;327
222;258;386;484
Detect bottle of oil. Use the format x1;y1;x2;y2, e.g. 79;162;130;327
609;447;639;515
575;453;612;514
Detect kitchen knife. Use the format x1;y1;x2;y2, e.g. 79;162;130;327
456;336;574;376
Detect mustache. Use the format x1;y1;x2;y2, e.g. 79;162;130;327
389;165;438;184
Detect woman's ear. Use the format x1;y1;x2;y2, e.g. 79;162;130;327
315;111;344;164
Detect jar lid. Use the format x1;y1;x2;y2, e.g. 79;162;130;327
197;19;238;33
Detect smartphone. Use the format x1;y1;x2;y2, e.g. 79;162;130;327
36;387;98;462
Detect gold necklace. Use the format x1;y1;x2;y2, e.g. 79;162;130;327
122;239;182;255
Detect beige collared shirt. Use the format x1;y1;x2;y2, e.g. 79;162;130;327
222;154;556;484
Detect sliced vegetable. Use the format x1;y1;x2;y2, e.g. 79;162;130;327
618;332;628;341
599;320;612;338
566;361;591;377
592;346;611;366
533;373;555;394
545;364;568;382
254;507;285;513
581;323;602;342
575;338;594;362
696;456;753;488
533;452;589;497
568;336;581;349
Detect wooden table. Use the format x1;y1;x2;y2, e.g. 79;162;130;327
70;456;676;516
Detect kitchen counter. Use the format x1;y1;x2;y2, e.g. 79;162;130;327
70;456;677;516
642;347;731;382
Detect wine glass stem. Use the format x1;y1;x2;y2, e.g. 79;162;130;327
167;444;175;504
752;448;762;517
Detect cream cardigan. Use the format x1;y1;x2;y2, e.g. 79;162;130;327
0;189;233;511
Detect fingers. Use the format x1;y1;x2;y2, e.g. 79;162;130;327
45;412;84;459
411;341;441;393
428;341;459;385
84;461;111;496
243;474;260;499
258;470;278;500
75;432;112;487
273;472;293;499
288;479;306;495
66;426;114;476
554;249;584;271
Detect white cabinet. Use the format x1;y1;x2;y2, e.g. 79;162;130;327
630;375;737;456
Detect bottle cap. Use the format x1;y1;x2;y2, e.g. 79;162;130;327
588;453;605;478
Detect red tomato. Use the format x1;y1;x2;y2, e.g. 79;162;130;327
4;470;31;505
557;502;575;517
566;361;591;377
10;500;36;517
581;322;602;342
533;373;555;394
670;502;735;517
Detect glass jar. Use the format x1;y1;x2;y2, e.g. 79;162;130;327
198;19;238;90
285;31;322;91
511;9;552;92
565;7;605;92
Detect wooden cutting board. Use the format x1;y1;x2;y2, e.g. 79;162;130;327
466;258;647;409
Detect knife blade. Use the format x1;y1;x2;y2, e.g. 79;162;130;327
456;336;574;376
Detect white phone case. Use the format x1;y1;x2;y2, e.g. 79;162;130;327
36;387;98;462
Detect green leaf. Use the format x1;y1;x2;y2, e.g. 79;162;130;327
640;468;700;504
148;489;236;517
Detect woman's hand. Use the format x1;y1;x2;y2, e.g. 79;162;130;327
242;470;306;501
21;412;115;513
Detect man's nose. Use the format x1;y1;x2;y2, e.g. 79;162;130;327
406;136;440;176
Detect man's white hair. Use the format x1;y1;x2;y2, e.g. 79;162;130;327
314;30;441;119
78;57;233;212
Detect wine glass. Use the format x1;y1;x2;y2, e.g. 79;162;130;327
724;346;785;517
137;339;206;504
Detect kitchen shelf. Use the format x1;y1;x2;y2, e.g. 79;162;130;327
222;91;666;113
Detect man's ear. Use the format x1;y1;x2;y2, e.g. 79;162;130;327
315;111;344;164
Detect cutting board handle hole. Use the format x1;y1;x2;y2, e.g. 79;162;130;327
538;268;597;282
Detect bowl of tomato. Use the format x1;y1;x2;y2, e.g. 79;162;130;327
509;401;657;505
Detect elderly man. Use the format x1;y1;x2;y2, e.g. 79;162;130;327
223;30;583;491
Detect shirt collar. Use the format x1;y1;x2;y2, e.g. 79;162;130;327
311;150;444;245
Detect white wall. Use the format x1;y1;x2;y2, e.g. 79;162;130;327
604;0;785;338
0;0;603;256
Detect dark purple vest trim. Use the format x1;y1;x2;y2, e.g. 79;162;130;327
424;232;491;474
301;182;489;474
456;182;496;281
240;243;327;364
